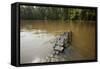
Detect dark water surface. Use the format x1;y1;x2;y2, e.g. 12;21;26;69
20;20;96;64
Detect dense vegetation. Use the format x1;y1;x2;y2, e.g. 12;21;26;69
20;5;96;21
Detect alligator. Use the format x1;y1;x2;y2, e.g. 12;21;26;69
53;31;72;55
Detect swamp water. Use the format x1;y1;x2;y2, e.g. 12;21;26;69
20;20;96;64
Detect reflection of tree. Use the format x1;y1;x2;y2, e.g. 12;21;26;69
20;5;96;21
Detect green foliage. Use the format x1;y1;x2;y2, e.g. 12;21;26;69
20;5;96;21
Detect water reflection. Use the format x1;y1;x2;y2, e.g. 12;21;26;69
20;29;55;63
20;20;96;64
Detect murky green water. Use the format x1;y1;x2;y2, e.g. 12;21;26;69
20;20;96;64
